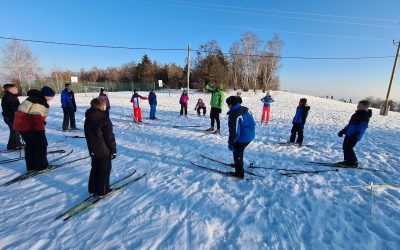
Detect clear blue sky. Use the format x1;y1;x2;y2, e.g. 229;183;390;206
1;0;399;100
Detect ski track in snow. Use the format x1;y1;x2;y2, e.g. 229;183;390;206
0;90;399;249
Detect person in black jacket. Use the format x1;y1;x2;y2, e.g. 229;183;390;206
289;98;310;146
337;100;372;167
84;98;117;196
1;84;23;150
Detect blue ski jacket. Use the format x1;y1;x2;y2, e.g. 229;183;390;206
341;109;372;140
61;89;76;111
227;103;256;146
261;96;274;107
293;104;310;128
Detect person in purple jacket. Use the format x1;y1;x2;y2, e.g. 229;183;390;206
98;88;110;117
179;90;189;116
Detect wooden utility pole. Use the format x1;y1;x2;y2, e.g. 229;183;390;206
381;40;400;116
187;44;191;95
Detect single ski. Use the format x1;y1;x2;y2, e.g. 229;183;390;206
190;161;247;180
65;135;85;138
249;163;317;172
63;172;147;221
173;125;202;128
49;149;74;164
281;169;339;177
0;148;24;154
306;161;383;172
55;170;137;220
271;142;313;147
1;154;90;187
0;157;24;164
200;154;264;178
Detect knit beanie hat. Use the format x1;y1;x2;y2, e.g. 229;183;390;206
40;86;56;97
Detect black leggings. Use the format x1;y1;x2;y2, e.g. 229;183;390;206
180;104;188;116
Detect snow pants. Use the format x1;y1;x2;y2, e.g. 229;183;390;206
133;107;142;122
343;136;358;164
20;131;48;171
261;106;271;123
88;156;112;196
290;123;304;145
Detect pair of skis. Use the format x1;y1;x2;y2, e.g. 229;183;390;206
0;149;67;165
56;170;146;221
0;150;90;187
190;154;265;180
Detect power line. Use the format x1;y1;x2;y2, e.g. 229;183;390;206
0;36;395;60
139;0;400;29
159;0;400;23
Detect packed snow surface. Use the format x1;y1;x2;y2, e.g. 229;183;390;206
0;90;399;249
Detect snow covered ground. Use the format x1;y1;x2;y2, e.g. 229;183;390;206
0;90;399;249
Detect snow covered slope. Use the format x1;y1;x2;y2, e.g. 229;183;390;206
0;90;399;249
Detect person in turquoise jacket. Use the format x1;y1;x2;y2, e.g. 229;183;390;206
205;81;224;133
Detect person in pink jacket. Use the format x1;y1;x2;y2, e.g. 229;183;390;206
179;90;189;116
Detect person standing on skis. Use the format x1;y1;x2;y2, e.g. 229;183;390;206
84;97;116;196
226;96;256;178
205;81;224;133
337;100;372;167
260;92;274;124
130;90;148;123
289;98;310;146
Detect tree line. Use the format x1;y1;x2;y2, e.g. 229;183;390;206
0;32;284;95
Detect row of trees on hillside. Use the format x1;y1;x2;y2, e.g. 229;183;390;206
0;32;284;94
366;97;400;112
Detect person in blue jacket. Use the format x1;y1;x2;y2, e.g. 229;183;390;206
260;92;274;124
289;98;310;146
337;100;372;167
148;90;157;119
61;83;77;131
226;96;256;178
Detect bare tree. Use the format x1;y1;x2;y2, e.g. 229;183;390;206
0;39;40;94
238;32;261;91
260;33;284;92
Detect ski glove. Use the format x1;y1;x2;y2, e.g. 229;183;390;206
111;153;117;159
228;144;234;151
338;130;345;137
